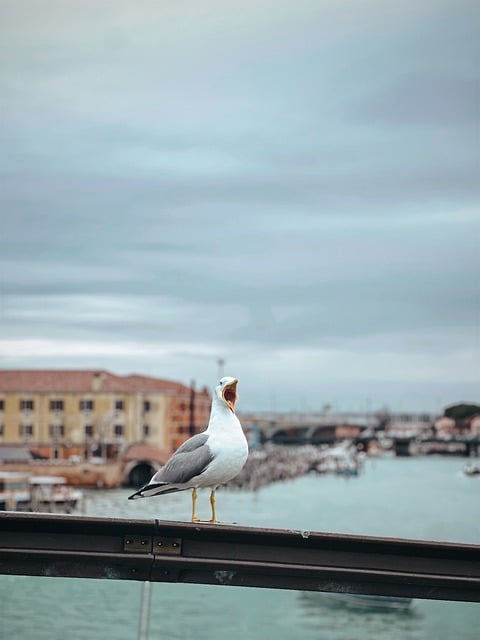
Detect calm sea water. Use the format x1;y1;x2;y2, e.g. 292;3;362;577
1;456;479;640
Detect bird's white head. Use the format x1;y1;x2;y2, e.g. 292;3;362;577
215;376;238;413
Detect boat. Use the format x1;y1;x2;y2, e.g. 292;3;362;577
29;476;84;513
315;442;362;476
463;462;480;476
0;472;31;511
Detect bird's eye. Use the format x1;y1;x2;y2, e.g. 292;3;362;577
219;380;223;385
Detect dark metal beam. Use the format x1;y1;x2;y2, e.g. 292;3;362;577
0;512;479;602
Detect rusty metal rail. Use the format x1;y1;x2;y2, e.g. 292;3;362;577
0;512;479;602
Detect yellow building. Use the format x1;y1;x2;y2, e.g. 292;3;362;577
0;369;211;460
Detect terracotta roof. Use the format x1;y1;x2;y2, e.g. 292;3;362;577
126;374;191;394
0;369;209;397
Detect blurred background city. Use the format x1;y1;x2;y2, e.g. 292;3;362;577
1;1;478;639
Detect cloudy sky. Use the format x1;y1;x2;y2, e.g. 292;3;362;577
1;0;478;413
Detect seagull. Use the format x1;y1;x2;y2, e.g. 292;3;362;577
128;376;249;523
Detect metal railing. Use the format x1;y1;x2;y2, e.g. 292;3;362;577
0;512;479;602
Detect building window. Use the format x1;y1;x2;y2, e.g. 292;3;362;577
0;424;3;436
20;399;34;411
143;400;151;412
49;424;64;438
114;424;124;436
143;424;150;437
84;425;94;437
80;399;94;411
19;424;34;437
115;399;124;411
50;399;64;411
0;400;4;411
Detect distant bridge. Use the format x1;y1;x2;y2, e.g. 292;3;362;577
242;411;435;438
244;414;377;440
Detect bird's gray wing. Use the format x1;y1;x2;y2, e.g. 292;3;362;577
174;433;209;455
153;433;214;484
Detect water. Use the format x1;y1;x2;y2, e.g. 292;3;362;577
1;456;479;639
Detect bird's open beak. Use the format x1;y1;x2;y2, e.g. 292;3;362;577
222;379;238;412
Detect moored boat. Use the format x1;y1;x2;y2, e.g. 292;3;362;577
0;472;31;511
463;462;480;476
315;441;363;476
29;476;84;513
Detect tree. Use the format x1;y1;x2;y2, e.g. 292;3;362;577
444;403;480;421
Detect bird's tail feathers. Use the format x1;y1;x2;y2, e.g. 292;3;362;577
128;482;181;500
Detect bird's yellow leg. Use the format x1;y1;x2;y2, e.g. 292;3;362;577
191;488;201;522
191;487;217;523
209;489;218;523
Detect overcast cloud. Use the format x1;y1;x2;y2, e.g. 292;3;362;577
1;0;479;412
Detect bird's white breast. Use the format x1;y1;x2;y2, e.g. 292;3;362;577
197;412;248;488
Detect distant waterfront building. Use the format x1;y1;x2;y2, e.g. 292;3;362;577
470;416;480;437
434;416;457;437
0;369;211;460
385;412;434;437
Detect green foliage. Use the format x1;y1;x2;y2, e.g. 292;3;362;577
444;403;480;420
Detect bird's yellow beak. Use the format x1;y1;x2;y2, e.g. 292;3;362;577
222;379;238;412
